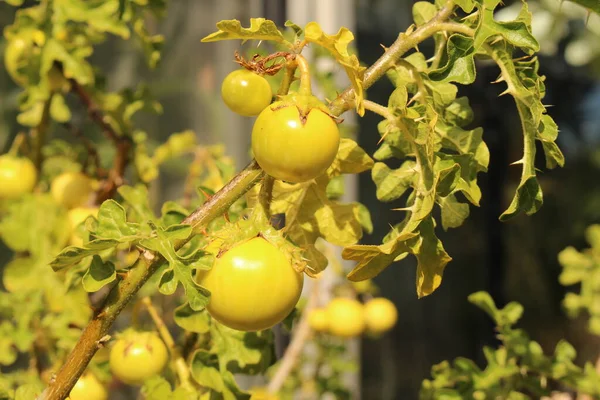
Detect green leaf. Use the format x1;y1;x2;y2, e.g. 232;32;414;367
429;34;476;85
118;184;157;223
14;384;43;400
140;223;209;310
94;200;144;241
82;256;116;292
210;323;272;373
485;43;558;220
201;18;290;47
174;303;210;333
439;194;470;230
304;22;366;115
327;138;374;177
50;239;118;271
413;2;438;26
50;94;71;122
371;161;416;202
473;1;539;54
468;291;499;320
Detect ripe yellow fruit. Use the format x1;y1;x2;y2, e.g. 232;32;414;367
51;171;95;209
67;374;107;400
109;331;169;385
308;308;328;332
325;298;365;338
68;207;99;246
197;237;304;332
0;155;37;199
364;298;398;334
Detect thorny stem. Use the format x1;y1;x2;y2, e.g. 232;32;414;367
267;281;320;394
328;0;458;115
40;2;461;397
363;100;395;121
70;80;133;203
39;161;263;400
141;297;193;389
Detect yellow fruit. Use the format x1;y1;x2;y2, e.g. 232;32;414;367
352;279;372;293
0;155;37;199
326;298;365;338
308;308;328;332
68;207;99;246
249;387;279;400
197;237;304;331
364;298;397;334
67;373;107;400
51;171;95;209
109;331;169;385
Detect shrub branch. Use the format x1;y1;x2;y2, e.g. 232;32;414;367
38;2;459;397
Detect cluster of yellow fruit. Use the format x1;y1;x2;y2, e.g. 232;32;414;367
308;297;397;337
50;171;99;246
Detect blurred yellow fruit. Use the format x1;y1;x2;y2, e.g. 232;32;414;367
68;207;99;246
364;298;398;334
0;155;37;199
352;279;372;293
326;298;365;338
51;171;95;209
308;308;328;332
67;373;107;400
249;387;279;400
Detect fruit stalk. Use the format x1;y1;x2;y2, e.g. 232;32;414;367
38;161;263;400
294;55;313;96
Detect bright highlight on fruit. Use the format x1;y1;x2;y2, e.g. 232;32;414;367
221;69;272;117
51;171;95;209
364;297;398;334
0;155;37;199
109;331;169;385
197;237;304;332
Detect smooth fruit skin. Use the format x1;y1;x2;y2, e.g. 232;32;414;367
109;331;169;385
221;69;272;117
0;155;37;199
308;308;329;332
67;374;107;400
251;102;340;183
326;298;365;338
51;171;94;209
68;207;99;246
197;237;304;332
364;298;398;334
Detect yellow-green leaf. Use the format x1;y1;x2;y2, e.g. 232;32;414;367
304;22;366;115
201;18;291;47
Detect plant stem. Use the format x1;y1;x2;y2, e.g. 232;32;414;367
38;161;263;400
40;2;460;395
294;55;312;96
278;63;297;96
31;99;52;172
267;281;319;394
328;0;457;116
141;297;193;389
258;175;275;221
363;100;395;120
70;80;133;203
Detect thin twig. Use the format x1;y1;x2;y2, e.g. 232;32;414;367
70;80;133;203
258;175;275;221
141;297;193;389
267;281;320;394
63;122;102;175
